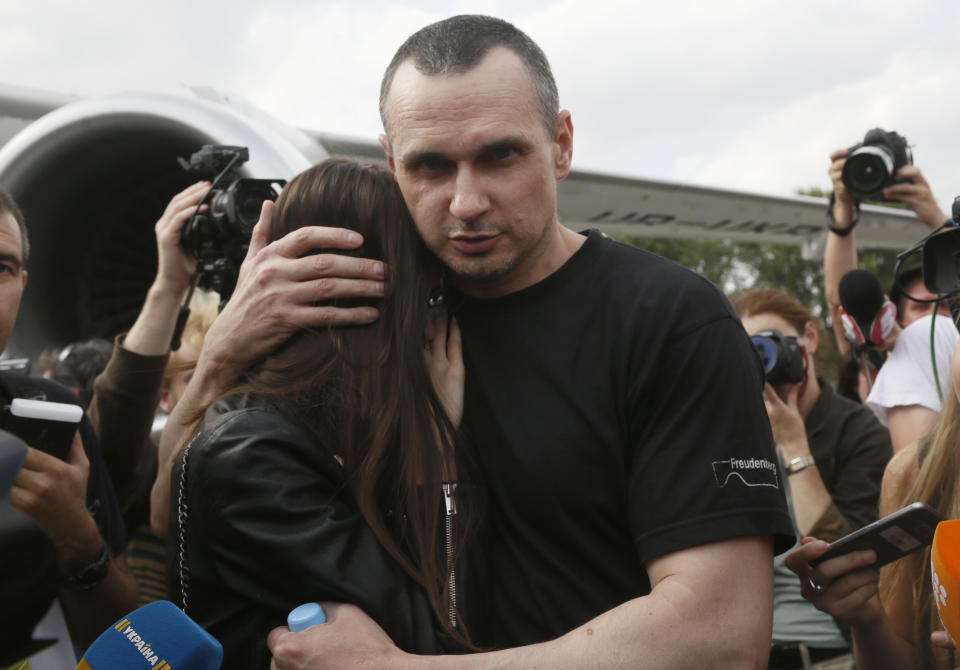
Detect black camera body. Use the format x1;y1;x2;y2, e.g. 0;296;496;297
919;196;960;295
178;145;284;302
750;329;805;386
842;128;912;202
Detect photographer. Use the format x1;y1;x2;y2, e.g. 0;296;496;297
824;142;953;450
824;139;949;345
736;289;892;670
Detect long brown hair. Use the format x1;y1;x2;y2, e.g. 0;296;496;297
230;158;475;645
880;392;960;670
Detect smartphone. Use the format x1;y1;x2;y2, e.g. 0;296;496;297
810;502;943;568
3;398;83;461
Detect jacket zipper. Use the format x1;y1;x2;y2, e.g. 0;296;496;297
442;481;458;628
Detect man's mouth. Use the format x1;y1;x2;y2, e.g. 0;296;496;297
450;233;500;255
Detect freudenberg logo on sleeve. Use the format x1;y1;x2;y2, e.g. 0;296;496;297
712;457;779;489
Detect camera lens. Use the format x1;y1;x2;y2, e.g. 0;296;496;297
750;335;777;375
842;146;894;199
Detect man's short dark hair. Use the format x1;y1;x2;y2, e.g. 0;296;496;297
0;187;30;267
379;15;559;137
890;267;922;316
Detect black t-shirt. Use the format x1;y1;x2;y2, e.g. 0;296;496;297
0;372;125;555
453;230;794;648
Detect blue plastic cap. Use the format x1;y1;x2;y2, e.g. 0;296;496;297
288;603;327;632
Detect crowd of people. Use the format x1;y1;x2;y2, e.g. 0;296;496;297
3;13;960;670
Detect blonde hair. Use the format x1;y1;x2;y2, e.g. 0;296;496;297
880;391;960;669
162;289;219;390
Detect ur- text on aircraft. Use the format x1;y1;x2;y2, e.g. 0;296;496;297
0;83;926;358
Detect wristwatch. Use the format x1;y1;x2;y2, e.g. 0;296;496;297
785;455;815;475
61;540;111;591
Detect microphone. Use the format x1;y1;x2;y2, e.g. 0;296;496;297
838;268;898;348
0;429;27;497
932;520;960;644
75;600;222;670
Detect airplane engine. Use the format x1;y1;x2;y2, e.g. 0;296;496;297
0;92;323;358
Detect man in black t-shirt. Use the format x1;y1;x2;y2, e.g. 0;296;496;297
0;186;137;658
155;16;794;670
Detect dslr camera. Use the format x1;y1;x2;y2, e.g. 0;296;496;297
842;128;912;202
178;145;284;303
750;329;804;386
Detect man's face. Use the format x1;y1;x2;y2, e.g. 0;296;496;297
0;212;27;353
380;47;573;298
899;277;949;327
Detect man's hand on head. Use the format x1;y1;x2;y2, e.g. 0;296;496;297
882;165;948;230
197;200;387;390
268;603;406;670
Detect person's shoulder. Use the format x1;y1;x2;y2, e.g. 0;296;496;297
827;383;884;423
187;406;331;479
899;313;957;344
586;231;735;321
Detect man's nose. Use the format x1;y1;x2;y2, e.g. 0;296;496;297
449;169;490;221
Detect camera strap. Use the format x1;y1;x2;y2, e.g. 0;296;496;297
825;191;860;236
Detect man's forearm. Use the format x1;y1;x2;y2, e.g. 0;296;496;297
408;583;768;670
124;280;189;356
824;225;858;357
59;554;140;648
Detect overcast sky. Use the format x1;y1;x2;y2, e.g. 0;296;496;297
3;0;960;213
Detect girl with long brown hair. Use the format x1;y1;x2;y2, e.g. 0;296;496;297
168;158;477;668
787;339;960;669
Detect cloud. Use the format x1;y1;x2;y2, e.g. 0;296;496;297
2;0;959;208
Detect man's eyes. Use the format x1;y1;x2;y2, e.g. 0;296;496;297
421;157;451;172
486;145;518;161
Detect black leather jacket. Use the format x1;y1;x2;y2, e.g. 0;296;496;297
168;407;455;669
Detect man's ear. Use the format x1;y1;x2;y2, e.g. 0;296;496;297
20;269;27;290
552;110;573;180
379;134;396;173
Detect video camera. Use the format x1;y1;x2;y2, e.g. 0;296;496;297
842;128;912;202
178;145;285;304
750;329;805;386
895;196;960;299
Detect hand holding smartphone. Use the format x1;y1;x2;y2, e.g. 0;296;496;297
2;398;83;461
810;502;943;568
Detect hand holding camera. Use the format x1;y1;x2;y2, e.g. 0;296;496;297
154;181;209;296
827;128;946;235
